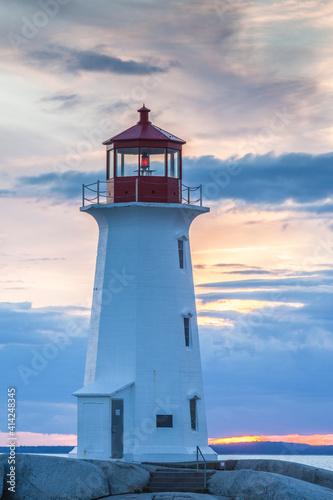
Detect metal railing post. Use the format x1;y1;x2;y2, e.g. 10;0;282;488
196;446;207;488
136;178;138;202
188;186;190;204
200;185;202;206
82;184;85;207
97;180;100;204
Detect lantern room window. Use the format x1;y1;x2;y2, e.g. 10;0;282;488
167;149;180;178
107;149;114;179
116;147;139;177
140;148;166;176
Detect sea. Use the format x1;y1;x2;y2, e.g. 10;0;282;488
218;455;333;472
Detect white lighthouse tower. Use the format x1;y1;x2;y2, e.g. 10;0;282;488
74;106;216;463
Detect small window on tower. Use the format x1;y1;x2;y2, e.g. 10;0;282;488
184;317;191;347
178;239;184;269
156;415;173;428
190;398;197;431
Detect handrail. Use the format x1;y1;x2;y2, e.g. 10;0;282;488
196;445;207;488
81;179;203;207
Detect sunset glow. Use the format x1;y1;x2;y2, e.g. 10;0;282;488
1;0;333;447
209;435;333;446
0;432;77;447
2;432;333;448
197;317;234;327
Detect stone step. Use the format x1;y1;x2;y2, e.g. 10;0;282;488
149;477;204;485
151;472;214;478
148;486;209;493
147;469;214;492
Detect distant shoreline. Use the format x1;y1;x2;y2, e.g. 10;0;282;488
1;442;333;456
211;441;333;456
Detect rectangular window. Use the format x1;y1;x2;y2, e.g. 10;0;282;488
156;415;173;428
184;317;190;347
178;239;184;269
140;147;166;176
167;149;180;178
107;149;114;179
190;399;197;431
116;147;139;177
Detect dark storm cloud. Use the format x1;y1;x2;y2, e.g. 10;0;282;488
28;46;169;75
184;152;333;206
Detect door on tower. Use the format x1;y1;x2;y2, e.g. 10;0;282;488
111;399;124;458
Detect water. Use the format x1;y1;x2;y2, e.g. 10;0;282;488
218;455;333;472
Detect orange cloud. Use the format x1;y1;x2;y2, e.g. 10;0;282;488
197;298;304;315
209;434;333;446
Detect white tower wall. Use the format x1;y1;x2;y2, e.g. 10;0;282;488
74;202;216;462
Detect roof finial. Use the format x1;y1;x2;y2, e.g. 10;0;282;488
137;104;151;125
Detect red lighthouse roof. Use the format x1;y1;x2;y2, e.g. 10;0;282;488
102;106;186;145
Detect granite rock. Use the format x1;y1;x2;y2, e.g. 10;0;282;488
209;469;333;500
100;494;221;500
0;454;109;500
0;460;4;498
233;459;333;490
87;459;150;494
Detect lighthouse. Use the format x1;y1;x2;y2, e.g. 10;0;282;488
74;106;216;463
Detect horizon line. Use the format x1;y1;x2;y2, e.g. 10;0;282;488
209;434;333;446
1;432;333;447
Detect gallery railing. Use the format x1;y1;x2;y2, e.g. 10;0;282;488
82;179;203;207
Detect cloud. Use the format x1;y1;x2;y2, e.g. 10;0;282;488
0;189;14;197
13;150;333;208
199;276;333;436
21;257;66;262
184;152;333;206
41;94;78;102
28;46;170;75
16;169;104;203
41;93;81;111
0;302;88;434
0;430;76;447
224;270;270;275
199;276;333;290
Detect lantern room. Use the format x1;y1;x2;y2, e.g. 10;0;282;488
102;106;185;203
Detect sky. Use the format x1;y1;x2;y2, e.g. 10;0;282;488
0;0;333;447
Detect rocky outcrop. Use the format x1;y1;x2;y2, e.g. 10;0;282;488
0;454;152;499
0;461;4;498
0;454;109;500
87;459;150;495
101;494;221;500
209;469;333;500
232;459;333;490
